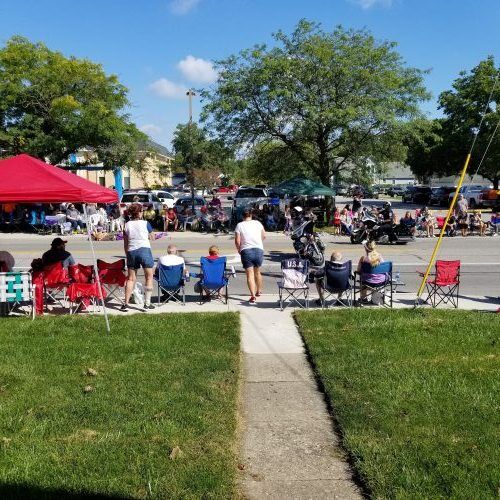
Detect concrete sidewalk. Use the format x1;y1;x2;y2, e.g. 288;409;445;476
238;307;362;499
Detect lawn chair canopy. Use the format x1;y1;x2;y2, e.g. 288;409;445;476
273;176;335;197
0;154;118;203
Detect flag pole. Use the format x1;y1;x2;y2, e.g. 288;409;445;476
83;204;110;333
415;153;472;304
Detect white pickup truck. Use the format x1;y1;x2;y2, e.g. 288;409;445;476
448;184;491;208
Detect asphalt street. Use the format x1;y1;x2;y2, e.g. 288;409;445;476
4;228;499;298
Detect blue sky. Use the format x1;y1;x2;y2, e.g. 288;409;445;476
0;0;498;149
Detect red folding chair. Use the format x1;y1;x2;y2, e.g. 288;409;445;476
420;260;460;308
97;259;127;304
435;216;445;230
43;262;70;311
67;282;107;314
69;264;95;284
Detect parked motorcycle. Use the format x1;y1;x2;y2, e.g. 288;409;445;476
290;218;326;267
350;208;414;245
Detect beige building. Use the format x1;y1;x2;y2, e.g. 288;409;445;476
64;142;174;190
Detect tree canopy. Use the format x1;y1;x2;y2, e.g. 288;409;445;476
0;36;146;166
406;57;500;187
201;20;430;184
171;122;234;189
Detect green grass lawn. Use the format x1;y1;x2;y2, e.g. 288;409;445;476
296;309;500;499
0;313;240;499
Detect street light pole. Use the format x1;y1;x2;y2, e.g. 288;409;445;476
186;89;196;211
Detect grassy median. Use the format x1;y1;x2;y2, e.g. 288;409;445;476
0;313;240;499
296;309;499;499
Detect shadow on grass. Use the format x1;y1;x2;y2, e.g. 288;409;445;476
0;484;131;500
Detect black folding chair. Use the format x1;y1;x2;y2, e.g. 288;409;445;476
277;258;309;310
318;260;353;307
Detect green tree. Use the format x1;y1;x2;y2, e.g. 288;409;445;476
0;36;145;165
201;20;429;185
171;122;233;185
407;58;500;188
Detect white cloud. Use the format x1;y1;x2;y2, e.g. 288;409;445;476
350;0;393;9
140;124;162;136
149;78;188;99
177;55;218;84
169;0;201;15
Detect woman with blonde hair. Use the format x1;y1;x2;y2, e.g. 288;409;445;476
357;241;385;301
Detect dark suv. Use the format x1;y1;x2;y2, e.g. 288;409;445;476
412;186;432;204
429;186;455;207
402;186;417;203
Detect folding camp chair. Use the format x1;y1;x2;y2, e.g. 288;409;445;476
355;261;393;308
0;271;35;319
277;258;309;310
69;264;94;284
43;262;70;311
419;260;460;308
155;263;186;305
97;259;127;305
318;260;353;307
67;282;107;314
199;256;230;304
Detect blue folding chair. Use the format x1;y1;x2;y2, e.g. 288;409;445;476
318;260;353;307
199;256;229;304
154;263;186;305
355;261;393;308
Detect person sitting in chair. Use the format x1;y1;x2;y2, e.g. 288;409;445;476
400;211;416;235
158;244;186;269
164;207;179;232
357;241;385;303
66;204;85;232
195;245;221;299
42;238;76;269
315;251;343;306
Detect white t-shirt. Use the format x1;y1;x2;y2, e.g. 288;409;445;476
158;254;185;268
124;220;153;251
235;220;265;251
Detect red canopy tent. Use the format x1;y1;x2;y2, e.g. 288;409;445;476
0;154;118;203
0;154;118;331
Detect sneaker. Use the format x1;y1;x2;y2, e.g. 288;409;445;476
255;292;262;297
120;304;129;312
143;304;155;310
249;296;257;304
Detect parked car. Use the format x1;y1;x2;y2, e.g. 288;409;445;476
387;185;406;197
412;186;432;205
479;188;500;210
448;184;491;208
333;184;348;196
233;187;268;207
174;196;207;211
150;190;175;208
350;185;379;199
212;185;238;194
120;190;163;214
429;186;456;207
402;186;417;203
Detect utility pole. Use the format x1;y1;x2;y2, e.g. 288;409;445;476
186;89;196;211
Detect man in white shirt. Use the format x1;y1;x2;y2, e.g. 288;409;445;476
235;209;266;304
158;244;186;271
